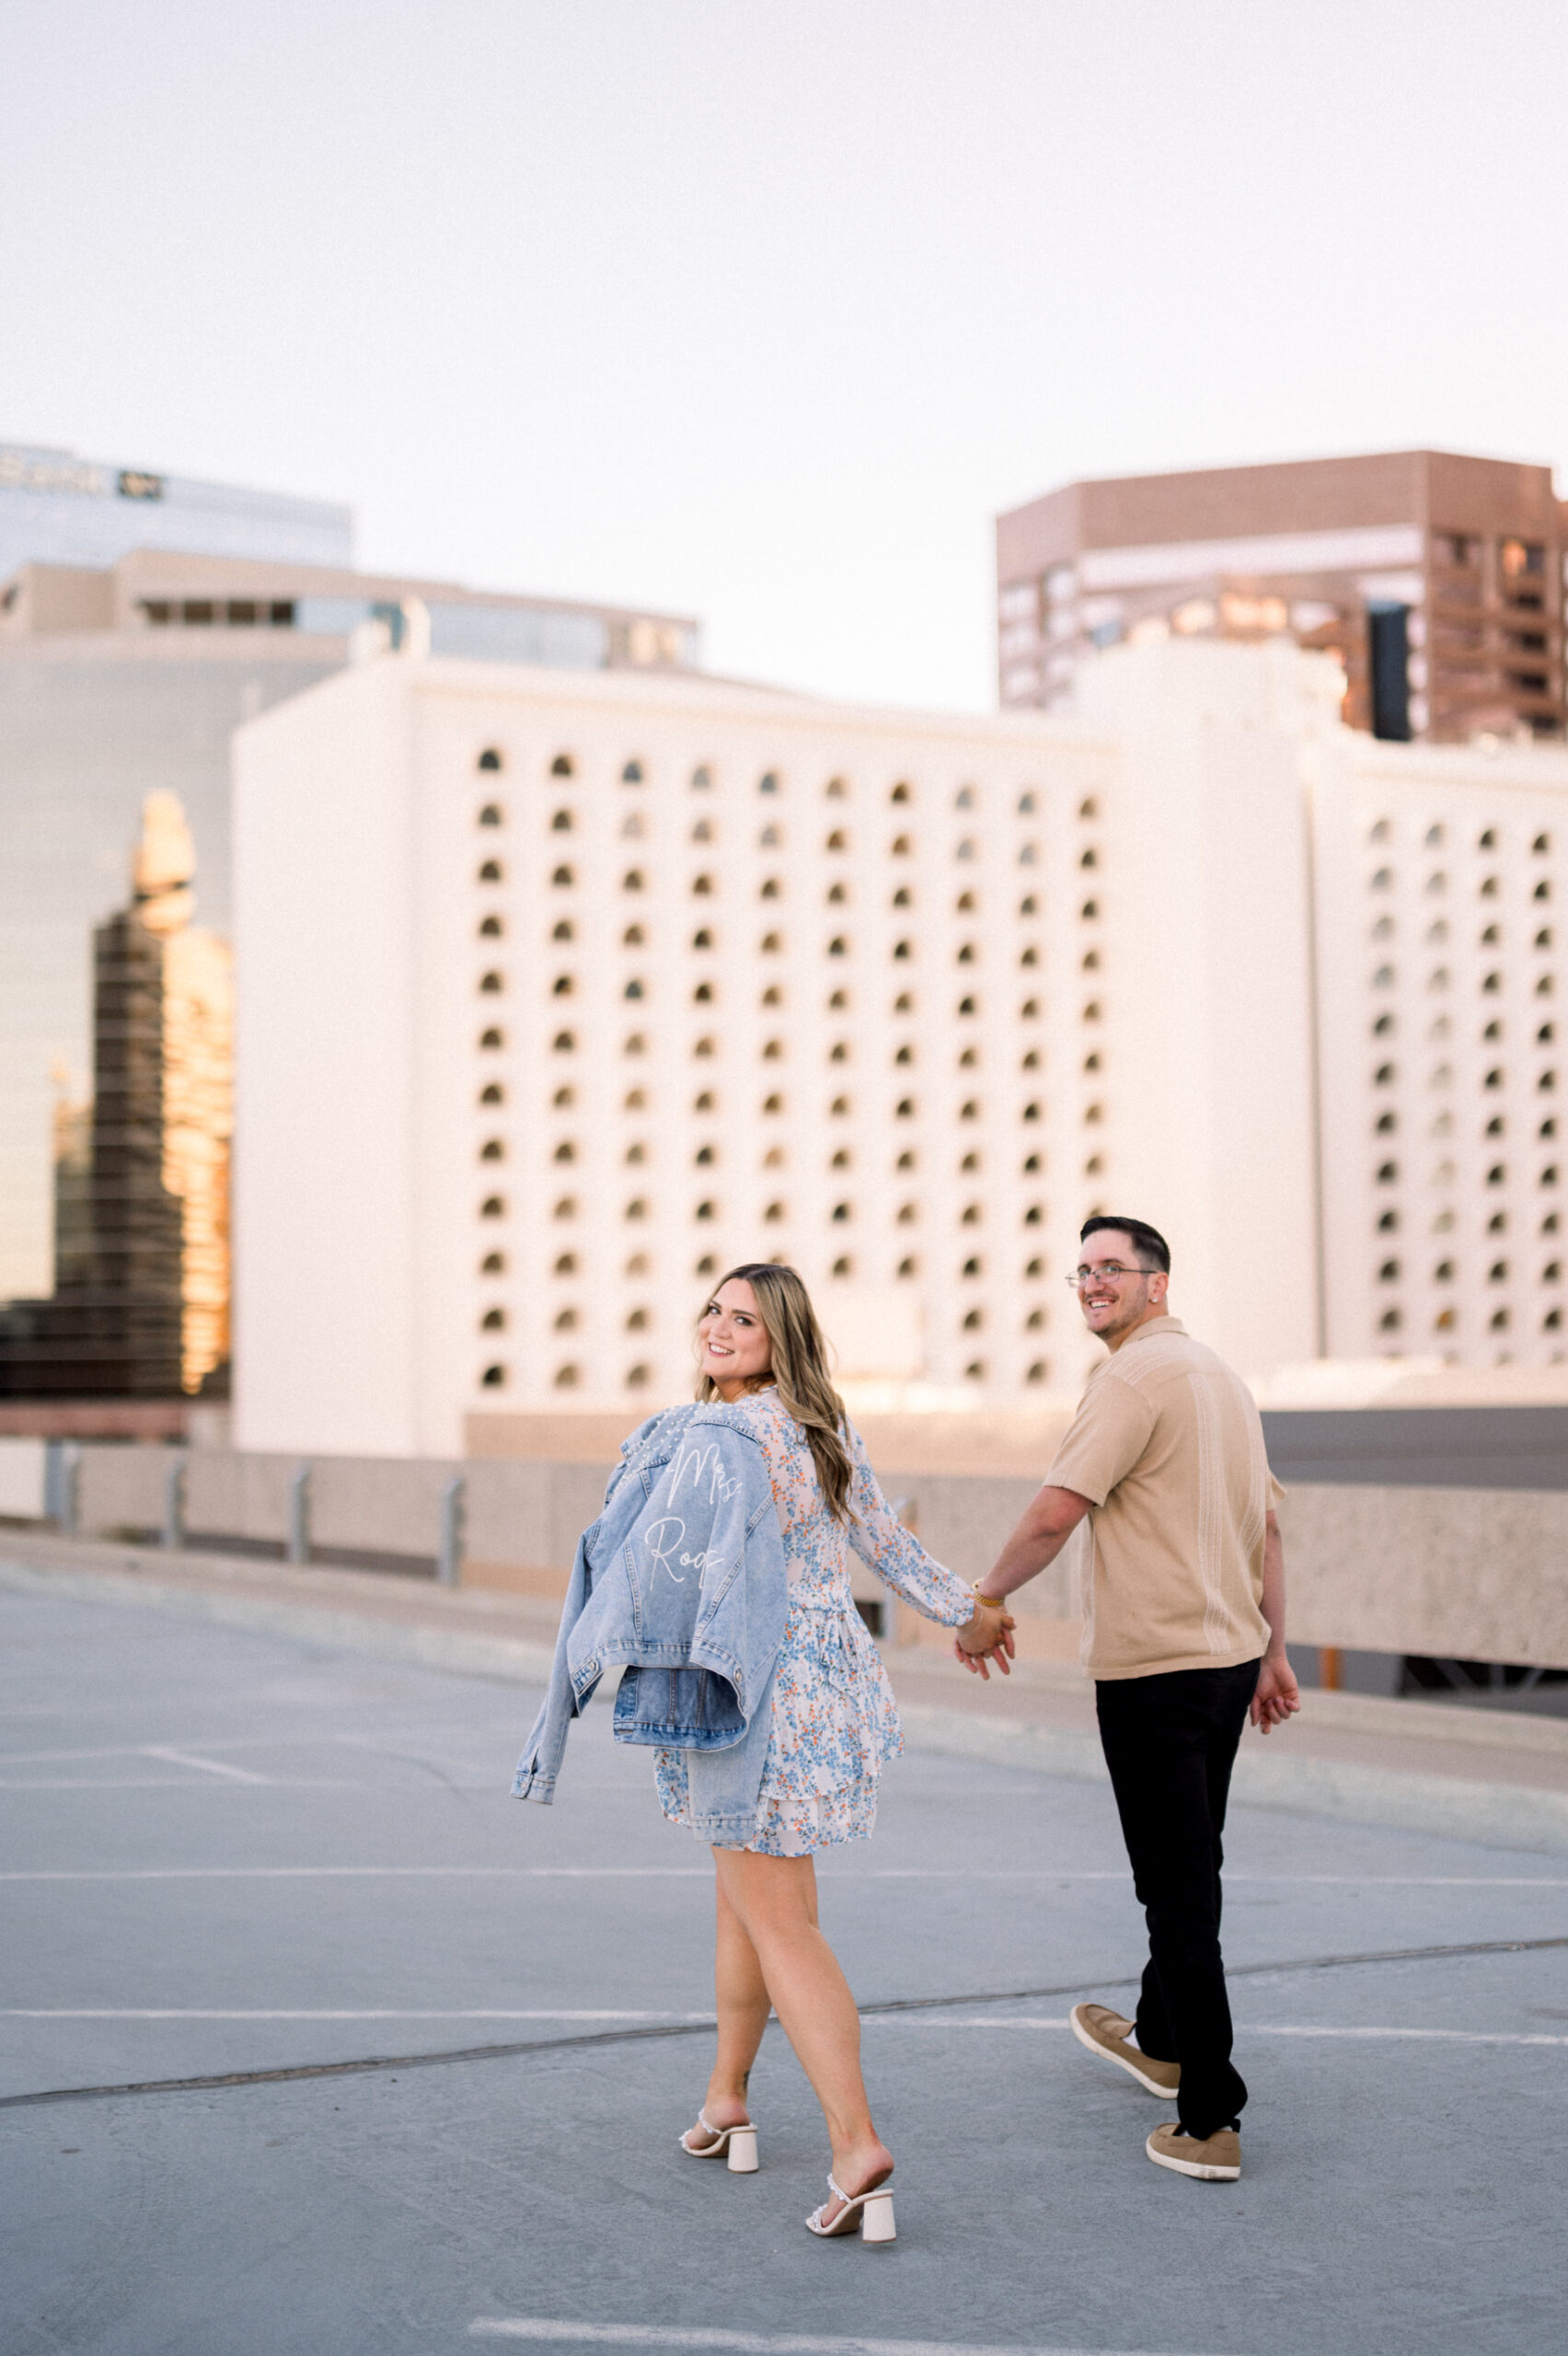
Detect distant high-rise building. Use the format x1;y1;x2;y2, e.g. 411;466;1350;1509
0;440;353;578
0;793;233;1399
997;449;1566;745
0;510;701;1303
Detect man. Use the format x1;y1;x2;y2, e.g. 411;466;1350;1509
962;1216;1298;2182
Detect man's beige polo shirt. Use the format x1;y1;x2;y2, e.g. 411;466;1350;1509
1045;1314;1283;1681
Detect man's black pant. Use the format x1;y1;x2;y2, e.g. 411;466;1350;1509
1095;1657;1261;2139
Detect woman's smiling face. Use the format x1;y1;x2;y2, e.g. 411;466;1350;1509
697;1278;773;1397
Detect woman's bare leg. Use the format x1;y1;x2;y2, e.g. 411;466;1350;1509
686;1872;771;2141
712;1846;891;2218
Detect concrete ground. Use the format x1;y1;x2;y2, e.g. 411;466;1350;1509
2;1583;1566;2356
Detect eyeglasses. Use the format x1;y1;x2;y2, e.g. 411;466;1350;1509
1066;1263;1152;1288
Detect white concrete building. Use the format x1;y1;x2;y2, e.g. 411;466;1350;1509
230;640;1568;1459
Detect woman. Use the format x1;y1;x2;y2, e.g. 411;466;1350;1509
663;1263;1012;2244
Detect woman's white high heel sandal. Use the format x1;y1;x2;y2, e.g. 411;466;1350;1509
804;2172;895;2243
679;2114;759;2173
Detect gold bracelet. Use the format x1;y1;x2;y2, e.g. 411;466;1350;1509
972;1584;1006;1609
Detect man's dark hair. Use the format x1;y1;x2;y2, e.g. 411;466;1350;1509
1079;1214;1170;1275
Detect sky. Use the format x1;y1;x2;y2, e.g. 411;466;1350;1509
4;0;1567;710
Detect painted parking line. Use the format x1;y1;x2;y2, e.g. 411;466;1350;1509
0;1778;370;1792
468;2326;1222;2356
6;2008;1563;2045
0;2008;693;2022
0;1866;713;1881
0;1864;1563;1884
139;1747;272;1784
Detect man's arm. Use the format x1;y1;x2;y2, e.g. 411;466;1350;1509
954;1484;1093;1673
1251;1508;1300;1733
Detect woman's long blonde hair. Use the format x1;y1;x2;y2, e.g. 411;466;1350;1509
695;1263;855;1522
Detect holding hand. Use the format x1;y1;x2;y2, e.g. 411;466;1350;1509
954;1599;1016;1680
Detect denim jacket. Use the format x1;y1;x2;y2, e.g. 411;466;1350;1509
512;1403;787;1844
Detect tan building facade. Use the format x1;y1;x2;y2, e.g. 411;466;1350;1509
997;448;1566;746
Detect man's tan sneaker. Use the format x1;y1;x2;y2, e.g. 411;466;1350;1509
1146;2122;1240;2182
1069;2002;1181;2097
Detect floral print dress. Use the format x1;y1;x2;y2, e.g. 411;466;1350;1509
653;1387;975;1855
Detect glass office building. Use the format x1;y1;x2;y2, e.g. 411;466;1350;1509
0;458;699;1387
0;442;353;579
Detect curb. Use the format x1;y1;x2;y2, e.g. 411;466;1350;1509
893;1704;1568;1856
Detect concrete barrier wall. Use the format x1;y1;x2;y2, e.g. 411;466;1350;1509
1277;1484;1568;1669
0;1438;47;1519
36;1441;1568;1669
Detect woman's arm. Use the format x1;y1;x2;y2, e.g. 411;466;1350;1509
843;1428;1012;1665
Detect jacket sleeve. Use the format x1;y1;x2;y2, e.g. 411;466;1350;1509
842;1422;974;1626
511;1520;596;1802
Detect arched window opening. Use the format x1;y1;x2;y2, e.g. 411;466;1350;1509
478;748;503;772
550;753;575;777
622;870;644;892
480;1138;505;1162
479;970;505;995
480;1307;506;1332
552;1031;576;1052
478;803;503;827
478;914;502;938
690;765;712;790
478;859;502;883
481;1362;507;1386
480;1195;506;1219
758;771;780;795
621;759;644;783
479;1027;504;1050
553;1362;581;1389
